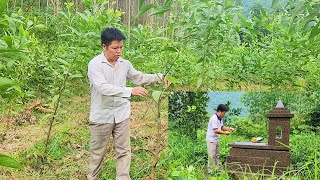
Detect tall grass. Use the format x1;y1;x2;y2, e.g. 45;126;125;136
168;128;320;179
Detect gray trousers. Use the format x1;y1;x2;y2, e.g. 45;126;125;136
207;141;220;174
87;119;131;180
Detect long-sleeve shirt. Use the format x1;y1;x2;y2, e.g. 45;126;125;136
88;52;162;124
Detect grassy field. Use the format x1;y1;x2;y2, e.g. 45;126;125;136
0;87;168;179
168;129;320;180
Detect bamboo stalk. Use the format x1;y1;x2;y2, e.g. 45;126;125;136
75;0;78;12
13;0;16;11
128;0;131;47
46;0;49;26
57;0;60;13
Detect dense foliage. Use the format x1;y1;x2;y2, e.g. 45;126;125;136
168;92;209;139
242;91;320;130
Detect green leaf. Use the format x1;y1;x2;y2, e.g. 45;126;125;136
166;76;179;84
82;0;91;7
291;2;305;18
196;78;202;89
6;59;14;68
303;12;318;28
165;0;172;6
152;90;162;102
77;12;89;24
136;4;156;18
27;20;33;28
50;95;60;108
309;22;320;39
138;0;146;9
2;35;12;48
146;37;169;42
162;46;178;52
0;0;9;17
0;77;19;90
35;24;46;29
187;105;191;112
0;154;23;169
302;21;316;33
58;33;72;37
68;26;81;36
171;170;180;176
271;0;287;9
149;5;171;16
239;14;254;29
69;74;83;79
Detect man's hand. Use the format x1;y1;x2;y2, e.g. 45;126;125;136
229;127;235;132
132;87;148;97
224;131;231;135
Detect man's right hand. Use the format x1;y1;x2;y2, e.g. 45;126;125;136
131;87;148;97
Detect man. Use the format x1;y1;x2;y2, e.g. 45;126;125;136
87;27;169;180
206;104;235;175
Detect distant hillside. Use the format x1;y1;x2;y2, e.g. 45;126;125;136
207;92;249;117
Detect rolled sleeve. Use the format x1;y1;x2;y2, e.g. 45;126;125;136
127;62;162;85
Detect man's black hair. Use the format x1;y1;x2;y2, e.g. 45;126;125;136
101;27;126;47
217;104;228;112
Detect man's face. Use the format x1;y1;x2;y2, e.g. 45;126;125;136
103;40;123;62
217;111;226;118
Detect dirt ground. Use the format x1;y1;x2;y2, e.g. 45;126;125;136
0;95;168;179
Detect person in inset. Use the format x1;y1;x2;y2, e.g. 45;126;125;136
206;104;235;175
87;27;169;180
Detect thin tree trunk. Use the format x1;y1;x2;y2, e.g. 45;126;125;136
116;0;118;10
46;0;49;26
13;0;16;11
50;0;56;15
128;0;131;46
75;0;78;12
45;75;68;153
56;0;60;14
21;0;23;12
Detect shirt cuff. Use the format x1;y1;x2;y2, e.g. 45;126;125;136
155;73;164;83
122;87;133;97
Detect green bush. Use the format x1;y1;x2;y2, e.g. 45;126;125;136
230;118;267;140
169;92;209;140
290;132;320;178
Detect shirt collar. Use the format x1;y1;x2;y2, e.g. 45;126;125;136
100;52;123;65
215;113;222;121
